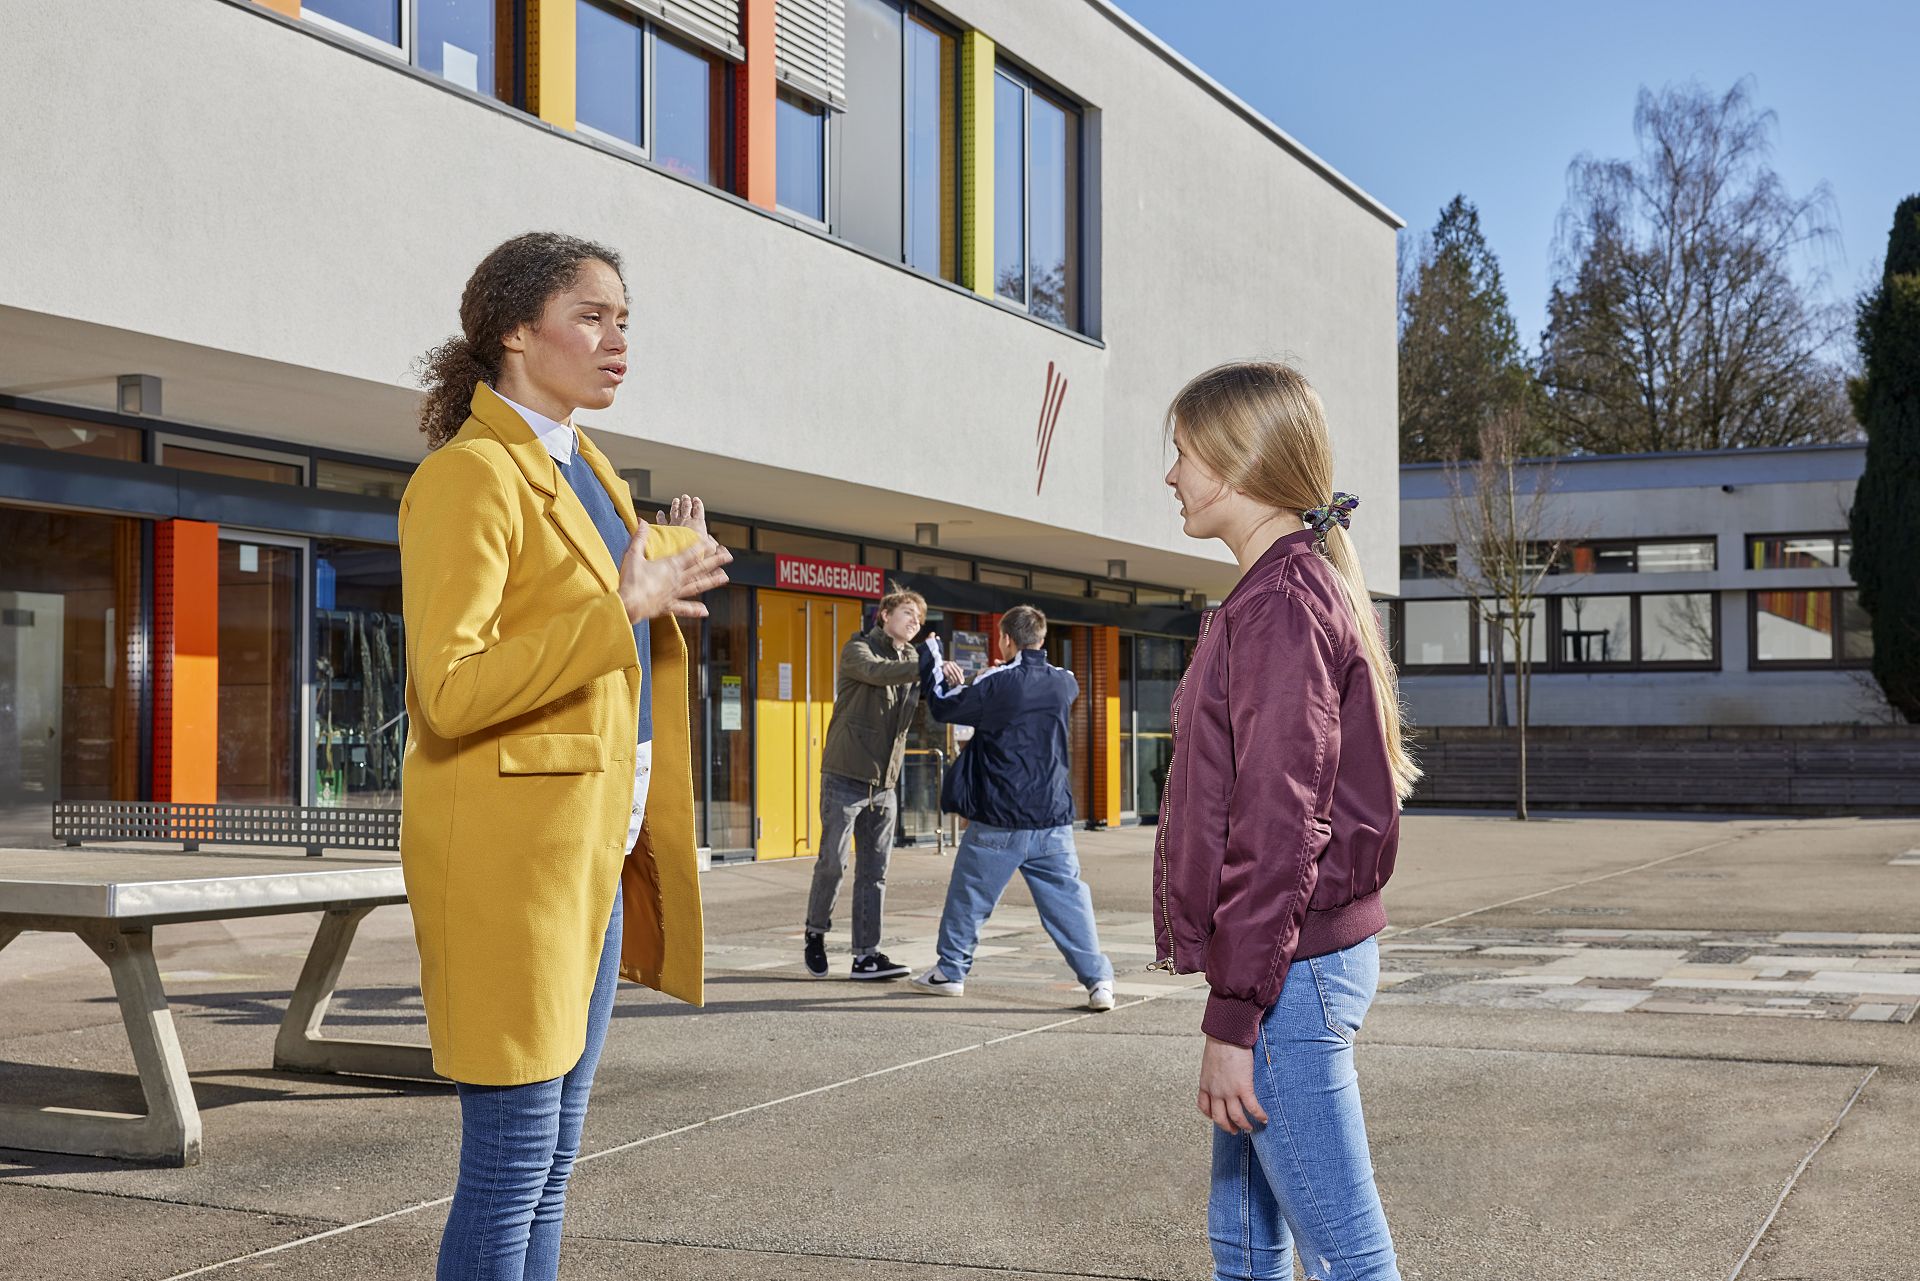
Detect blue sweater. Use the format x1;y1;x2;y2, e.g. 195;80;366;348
557;454;651;744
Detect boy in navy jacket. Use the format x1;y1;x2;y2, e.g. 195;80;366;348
909;605;1115;1011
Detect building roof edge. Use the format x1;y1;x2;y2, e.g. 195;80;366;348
1082;0;1405;231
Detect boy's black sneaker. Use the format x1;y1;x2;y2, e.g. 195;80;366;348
850;952;910;981
803;931;829;979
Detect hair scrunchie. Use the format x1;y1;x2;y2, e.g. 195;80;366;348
1301;492;1360;539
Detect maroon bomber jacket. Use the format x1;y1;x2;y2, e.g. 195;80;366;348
1151;528;1401;1048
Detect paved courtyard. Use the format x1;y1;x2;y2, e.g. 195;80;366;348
3;812;1918;1279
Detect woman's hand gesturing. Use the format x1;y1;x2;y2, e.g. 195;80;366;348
618;523;732;621
656;494;709;540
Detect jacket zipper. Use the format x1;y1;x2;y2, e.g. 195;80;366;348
1150;607;1213;973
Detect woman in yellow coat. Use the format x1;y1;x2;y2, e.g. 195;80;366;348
399;232;730;1281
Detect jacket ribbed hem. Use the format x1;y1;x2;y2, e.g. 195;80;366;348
1202;892;1390;1048
1296;892;1388;966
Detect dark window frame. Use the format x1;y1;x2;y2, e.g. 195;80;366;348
987;55;1086;333
1747;587;1872;671
1398;543;1458;581
1569;536;1719;575
1391;590;1721;676
1745;530;1853;573
304;0;525;106
575;0;735;193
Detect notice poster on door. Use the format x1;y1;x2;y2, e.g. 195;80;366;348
719;675;743;730
777;662;793;701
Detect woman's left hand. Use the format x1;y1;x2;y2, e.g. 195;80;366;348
1197;1035;1269;1135
657;494;708;539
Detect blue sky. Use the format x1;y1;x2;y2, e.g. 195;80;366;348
1110;0;1920;354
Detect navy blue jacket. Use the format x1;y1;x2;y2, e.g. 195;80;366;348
921;639;1079;830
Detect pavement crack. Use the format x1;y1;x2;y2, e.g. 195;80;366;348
560;1233;1170;1280
152;984;1204;1279
1726;1065;1878;1281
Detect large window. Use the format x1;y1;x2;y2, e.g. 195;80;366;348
652;33;727;185
1752;588;1872;668
313;541;404;808
219;538;303;804
992;67;1082;329
1120;635;1183;819
576;2;730;189
1749;532;1852;571
1557;595;1632;666
1399;545;1457;581
1568;538;1716;574
1401;600;1474;668
0;406;142;461
1394;592;1718;673
0;505;144;848
306;0;516;102
316;458;413;502
840;0;958;279
776;90;829;222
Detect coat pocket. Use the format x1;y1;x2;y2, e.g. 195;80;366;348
498;733;608;775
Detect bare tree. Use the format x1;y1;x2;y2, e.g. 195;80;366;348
1438;413;1574;819
1540;79;1855;454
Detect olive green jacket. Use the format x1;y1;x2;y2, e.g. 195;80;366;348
821;627;922;789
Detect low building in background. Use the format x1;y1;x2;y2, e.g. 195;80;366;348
1393;442;1918;813
0;0;1402;855
1394;442;1878;728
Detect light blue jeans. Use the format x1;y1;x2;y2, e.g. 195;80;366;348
934;822;1113;988
1208;936;1399;1281
437;892;622;1281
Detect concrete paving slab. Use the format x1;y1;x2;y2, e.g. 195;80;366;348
548;1027;1858;1281
199;1213;1127;1281
6;815;1920;1278
1469;817;1920;934
1743;1067;1920;1278
0;1183;325;1281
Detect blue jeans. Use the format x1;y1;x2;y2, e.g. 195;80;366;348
934;823;1113;988
437;893;622;1281
1208;937;1398;1281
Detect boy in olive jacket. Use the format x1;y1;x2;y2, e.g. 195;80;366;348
803;587;950;979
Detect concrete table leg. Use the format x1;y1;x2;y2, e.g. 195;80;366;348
273;906;441;1082
0;920;202;1166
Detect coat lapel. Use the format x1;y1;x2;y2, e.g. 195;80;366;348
468;383;617;593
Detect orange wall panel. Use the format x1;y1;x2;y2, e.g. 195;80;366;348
153;520;219;804
736;0;776;208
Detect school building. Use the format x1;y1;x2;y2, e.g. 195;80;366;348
0;0;1402;859
1391;442;1877;727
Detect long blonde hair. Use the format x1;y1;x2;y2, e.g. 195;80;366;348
1167;361;1420;801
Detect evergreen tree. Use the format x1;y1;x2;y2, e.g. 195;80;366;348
1849;195;1920;722
1398;196;1540;462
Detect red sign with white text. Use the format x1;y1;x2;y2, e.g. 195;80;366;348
775;555;884;599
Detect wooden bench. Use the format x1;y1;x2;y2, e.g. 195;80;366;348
0;847;438;1166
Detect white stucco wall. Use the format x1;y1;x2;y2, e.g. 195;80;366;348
0;0;1400;594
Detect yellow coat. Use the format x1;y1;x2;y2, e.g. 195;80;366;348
398;382;703;1086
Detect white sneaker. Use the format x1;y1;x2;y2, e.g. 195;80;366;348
1086;980;1115;1012
910;967;964;997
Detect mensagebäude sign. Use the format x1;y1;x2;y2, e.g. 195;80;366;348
774;555;884;600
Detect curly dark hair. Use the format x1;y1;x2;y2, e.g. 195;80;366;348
414;232;626;449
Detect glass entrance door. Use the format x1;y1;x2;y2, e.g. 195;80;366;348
218;536;304;803
754;590;865;859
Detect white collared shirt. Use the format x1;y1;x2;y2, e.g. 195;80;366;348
495;388;578;465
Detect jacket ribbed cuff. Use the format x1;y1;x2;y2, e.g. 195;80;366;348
1201;991;1266;1048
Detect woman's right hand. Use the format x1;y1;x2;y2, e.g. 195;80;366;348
618;524;732;621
